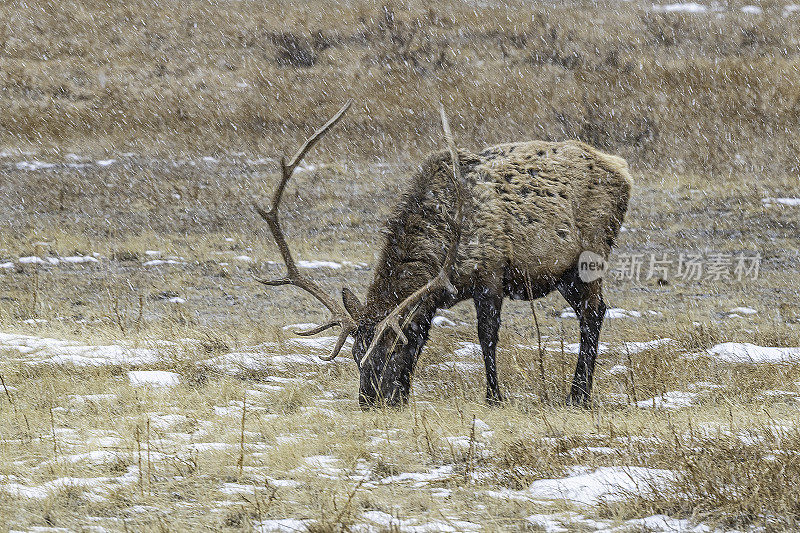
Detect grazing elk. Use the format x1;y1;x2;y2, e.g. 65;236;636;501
254;101;632;408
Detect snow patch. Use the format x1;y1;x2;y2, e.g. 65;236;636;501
379;465;454;487
18;256;54;265
256;519;310;532
624;514;711;532
526;466;674;505
557;338;673;355
127;371;180;387
297;260;342;269
760;389;799;400
143;259;185;266
525;512;708;533
283;323;319;331
526;514;568;532
607;364;629;376
636;391;697;409
560;307;640;319
68;393;117;404
606;308;641;319
189;442;234;452
0;467;138;502
652;2;708;13
453;342;482;358
741;5;762;13
0;332;158;366
60;255;99;264
295;455;344;478
707;343;800;363
148;413;188;430
203;351;317;373
763;197;800;206
620;338;673;353
16;161;56;171
432;316;456;327
361;510;481;532
43;450;122;466
784;4;800;16
729;306;757;315
287;336;353;351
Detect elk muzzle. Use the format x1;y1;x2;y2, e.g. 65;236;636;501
357;334;414;409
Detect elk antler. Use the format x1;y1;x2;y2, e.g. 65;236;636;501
253;100;356;361
360;104;464;367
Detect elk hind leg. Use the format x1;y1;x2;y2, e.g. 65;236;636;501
558;272;606;407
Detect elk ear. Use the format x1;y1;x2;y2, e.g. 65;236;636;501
342;287;364;321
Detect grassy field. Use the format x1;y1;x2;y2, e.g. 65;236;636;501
2;0;800;176
2;0;800;531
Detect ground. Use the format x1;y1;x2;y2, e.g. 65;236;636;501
1;0;800;531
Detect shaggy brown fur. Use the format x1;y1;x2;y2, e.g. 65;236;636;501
351;140;632;407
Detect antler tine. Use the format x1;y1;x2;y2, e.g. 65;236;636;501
319;329;352;361
254;100;356;361
360;104;464;368
270;99;353;216
294;321;339;336
438;103;465;278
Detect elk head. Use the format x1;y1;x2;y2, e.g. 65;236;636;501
255;101;464;408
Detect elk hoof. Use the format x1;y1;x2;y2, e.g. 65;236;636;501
485;391;504;406
565;392;591;409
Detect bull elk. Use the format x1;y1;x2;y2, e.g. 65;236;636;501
254;100;632;408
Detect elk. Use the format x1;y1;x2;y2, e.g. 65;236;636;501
254;101;632;408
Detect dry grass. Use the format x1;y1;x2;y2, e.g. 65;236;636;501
2;0;800;177
1;199;799;530
2;0;800;531
2;332;800;530
609;426;800;530
0;136;798;533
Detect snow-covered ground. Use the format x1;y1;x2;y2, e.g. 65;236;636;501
0;326;797;530
560;307;643;319
651;2;709;13
0;332;158;366
127;370;181;387
762;197;800;207
526;466;674;505
707;343;800;363
0;252;367;272
0;254;101;268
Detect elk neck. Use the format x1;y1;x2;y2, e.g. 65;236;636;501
361;150;479;323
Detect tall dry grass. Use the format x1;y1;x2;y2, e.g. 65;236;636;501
1;0;799;177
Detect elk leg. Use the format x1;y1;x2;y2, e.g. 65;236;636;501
558;272;606;407
474;290;504;405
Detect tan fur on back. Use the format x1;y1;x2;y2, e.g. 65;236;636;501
464;140;632;278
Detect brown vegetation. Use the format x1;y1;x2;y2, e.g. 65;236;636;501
1;0;799;177
2;1;800;531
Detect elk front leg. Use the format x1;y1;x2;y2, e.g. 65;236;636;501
558;272;606;407
474;289;504;405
